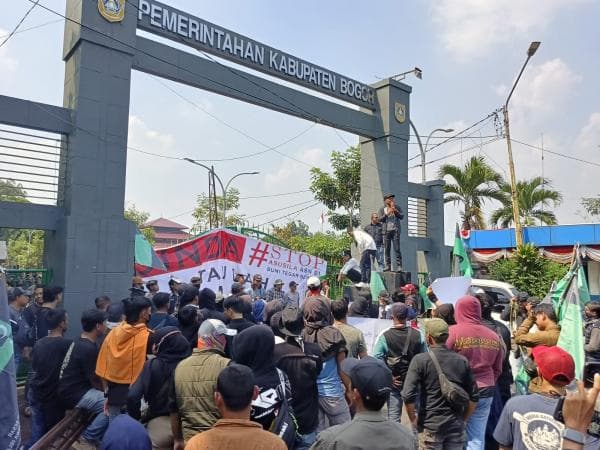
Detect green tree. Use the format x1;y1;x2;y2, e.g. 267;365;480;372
271;220;310;244
438;156;505;230
287;232;351;266
490;177;562;227
124;204;155;244
0;180;45;267
310;146;360;230
192;187;245;233
489;243;568;297
580;196;600;218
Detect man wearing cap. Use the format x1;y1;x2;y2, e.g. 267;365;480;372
283;281;300;307
377;290;392;319
402;318;478;449
337;250;362;285
493;346;584;450
169;319;235;448
266;279;286;302
251;274;266;300
8;287;29;367
312;356;415;450
378;193;404;272
190;276;202;289
145;280;159;300
373;303;425;423
346;227;377;286
363;212;384;271
274;307;323;449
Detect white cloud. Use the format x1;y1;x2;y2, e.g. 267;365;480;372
0;28;19;74
264;147;328;186
431;0;586;61
503;58;582;119
128;115;175;150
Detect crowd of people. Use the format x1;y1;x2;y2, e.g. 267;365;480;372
6;269;600;450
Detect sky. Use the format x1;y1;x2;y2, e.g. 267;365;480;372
2;0;600;244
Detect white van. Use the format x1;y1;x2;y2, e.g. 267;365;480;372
470;279;519;304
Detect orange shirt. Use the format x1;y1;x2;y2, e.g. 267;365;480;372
184;419;286;450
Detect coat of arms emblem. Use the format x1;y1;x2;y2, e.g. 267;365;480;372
98;0;125;23
394;102;406;123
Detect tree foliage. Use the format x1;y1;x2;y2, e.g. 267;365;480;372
192;187;245;233
287;232;352;267
124;204;155;244
271;220;310;243
489;243;568;297
490;177;562;227
581;196;600;218
438;156;504;230
0;180;45;268
310;146;360;231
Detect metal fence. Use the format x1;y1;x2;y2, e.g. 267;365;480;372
0;126;64;205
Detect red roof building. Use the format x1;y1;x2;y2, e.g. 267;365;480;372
144;217;190;249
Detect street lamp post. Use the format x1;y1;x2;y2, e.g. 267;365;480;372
503;41;541;247
409;122;454;183
184;158;259;227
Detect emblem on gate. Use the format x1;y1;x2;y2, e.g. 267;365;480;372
394;102;406;123
98;0;125;23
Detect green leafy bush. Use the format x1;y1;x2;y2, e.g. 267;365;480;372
488;243;568;297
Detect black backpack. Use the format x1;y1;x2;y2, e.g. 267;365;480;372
385;327;415;383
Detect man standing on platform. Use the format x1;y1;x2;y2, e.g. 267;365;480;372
378;193;404;272
346;228;377;287
364;212;384;271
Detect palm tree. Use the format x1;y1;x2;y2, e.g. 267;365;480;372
490;176;562;227
438;156;505;230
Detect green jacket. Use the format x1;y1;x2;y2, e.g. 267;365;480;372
174;348;230;442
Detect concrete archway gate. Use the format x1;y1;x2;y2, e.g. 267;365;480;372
0;0;448;324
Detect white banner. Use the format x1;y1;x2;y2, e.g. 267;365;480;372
139;228;327;297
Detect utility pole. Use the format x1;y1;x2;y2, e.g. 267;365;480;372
503;41;541;247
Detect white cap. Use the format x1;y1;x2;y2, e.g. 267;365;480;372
198;318;237;337
307;276;321;288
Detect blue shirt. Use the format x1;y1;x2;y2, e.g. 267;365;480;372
317;357;343;398
148;312;178;330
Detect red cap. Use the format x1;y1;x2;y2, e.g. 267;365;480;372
531;346;575;386
401;284;417;293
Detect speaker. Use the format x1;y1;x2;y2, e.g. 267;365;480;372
381;271;412;291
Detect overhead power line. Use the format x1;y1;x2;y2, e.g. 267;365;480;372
511;138;600;169
0;0;40;48
0;18;63;40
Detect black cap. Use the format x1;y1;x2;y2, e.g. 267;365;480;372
279;306;304;337
517;292;530;303
341;357;392;400
8;287;26;302
383;193;395;200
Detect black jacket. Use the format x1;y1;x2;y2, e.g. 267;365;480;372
363;223;383;246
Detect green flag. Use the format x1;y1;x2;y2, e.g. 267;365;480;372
554;250;589;379
452;225;473;277
370;271;386;304
419;284;433;311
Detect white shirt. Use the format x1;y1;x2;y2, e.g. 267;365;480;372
340;258;360;275
352;230;376;253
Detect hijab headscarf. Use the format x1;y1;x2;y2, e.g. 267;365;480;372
152;326;191;368
177;305;200;349
100;414;151;450
231;325;282;430
435;303;456;326
348;296;370;318
302;297;345;360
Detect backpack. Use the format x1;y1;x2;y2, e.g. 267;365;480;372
385;327;415;384
15;308;37;348
428;350;471;415
270;368;298;449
